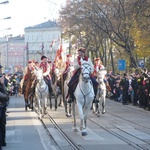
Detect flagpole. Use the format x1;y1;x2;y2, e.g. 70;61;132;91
42;42;44;54
26;42;29;65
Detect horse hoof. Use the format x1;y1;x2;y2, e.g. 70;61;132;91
55;109;57;111
38;117;41;120
97;114;101;117
102;111;105;114
73;128;78;132
66;114;72;117
82;132;88;136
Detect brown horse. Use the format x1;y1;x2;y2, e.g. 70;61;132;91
23;70;36;111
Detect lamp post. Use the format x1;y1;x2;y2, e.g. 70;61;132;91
0;17;11;20
0;1;9;4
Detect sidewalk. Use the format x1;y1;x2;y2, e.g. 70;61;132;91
3;95;58;150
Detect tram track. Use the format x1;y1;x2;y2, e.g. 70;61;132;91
34;106;84;150
32;98;150;150
89;117;149;150
105;108;150;130
88;101;150;150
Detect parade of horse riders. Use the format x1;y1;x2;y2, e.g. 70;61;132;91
1;0;150;150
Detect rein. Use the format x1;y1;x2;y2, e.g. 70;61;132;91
79;62;93;107
79;80;92;107
37;83;48;99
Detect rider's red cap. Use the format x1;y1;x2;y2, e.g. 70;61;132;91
95;58;100;61
66;54;72;57
28;60;32;63
78;47;86;53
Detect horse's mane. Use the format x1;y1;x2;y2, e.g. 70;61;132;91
81;62;90;66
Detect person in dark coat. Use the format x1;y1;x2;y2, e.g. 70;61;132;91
131;73;138;105
0;70;9;149
120;73;129;105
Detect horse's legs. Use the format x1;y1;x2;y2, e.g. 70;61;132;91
49;94;52;109
37;99;42;119
81;101;92;136
97;101;101;117
58;95;63;107
72;101;78;132
43;98;48;116
25;98;29;111
64;97;72;117
77;103;87;135
102;95;106;114
55;95;58;111
28;93;34;111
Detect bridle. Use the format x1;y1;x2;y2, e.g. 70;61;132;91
81;63;91;82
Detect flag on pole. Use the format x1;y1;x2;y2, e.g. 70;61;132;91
50;40;55;51
40;42;44;50
24;42;28;50
55;42;63;69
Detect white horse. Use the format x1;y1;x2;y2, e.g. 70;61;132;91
51;68;63;111
63;65;74;117
34;67;49;119
93;69;107;117
73;58;95;136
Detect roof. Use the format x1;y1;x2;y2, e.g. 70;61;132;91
24;20;59;30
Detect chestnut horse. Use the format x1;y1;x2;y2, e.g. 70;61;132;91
23;70;36;111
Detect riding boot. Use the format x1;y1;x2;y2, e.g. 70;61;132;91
22;85;25;94
67;86;74;103
93;86;99;103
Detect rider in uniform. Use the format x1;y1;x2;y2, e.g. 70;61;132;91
22;60;34;94
39;55;52;94
92;58;105;78
67;47;99;103
93;58;111;92
56;54;73;94
62;54;73;82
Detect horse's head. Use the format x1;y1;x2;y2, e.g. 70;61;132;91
34;67;43;81
54;68;60;78
80;58;91;83
97;69;107;84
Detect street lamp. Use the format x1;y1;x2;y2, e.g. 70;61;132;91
0;16;11;21
0;1;9;4
0;27;11;32
3;16;11;20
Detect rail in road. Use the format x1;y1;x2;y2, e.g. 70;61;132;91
34;98;150;150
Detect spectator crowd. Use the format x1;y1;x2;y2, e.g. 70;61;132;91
106;67;150;110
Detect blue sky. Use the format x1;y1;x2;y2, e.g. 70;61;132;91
0;0;65;37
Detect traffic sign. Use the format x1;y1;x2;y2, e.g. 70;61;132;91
138;59;144;68
118;59;126;71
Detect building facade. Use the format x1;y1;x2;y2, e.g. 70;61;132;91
24;20;62;64
0;35;25;73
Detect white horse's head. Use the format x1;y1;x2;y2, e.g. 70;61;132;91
80;58;91;83
34;67;43;81
97;69;107;84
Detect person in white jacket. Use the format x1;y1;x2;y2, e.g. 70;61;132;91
67;47;99;103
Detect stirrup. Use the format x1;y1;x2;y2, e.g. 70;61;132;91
93;98;99;103
68;97;73;103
